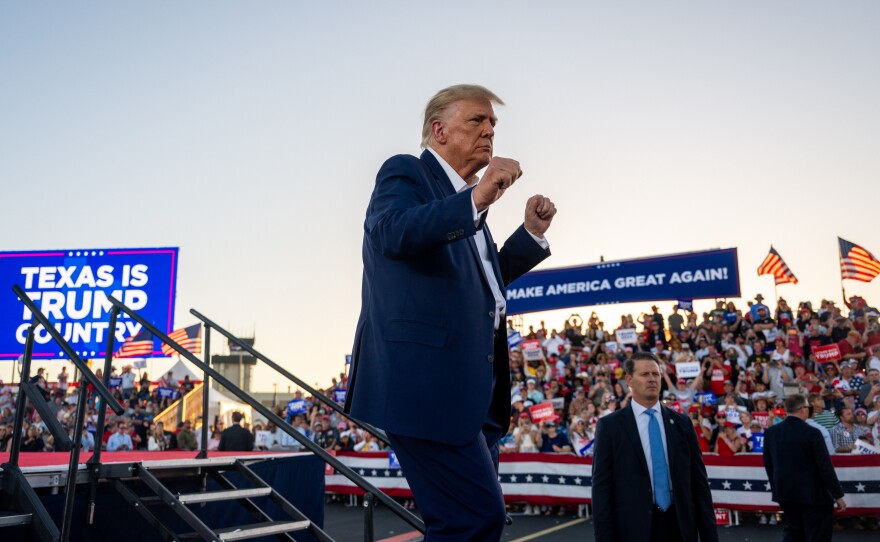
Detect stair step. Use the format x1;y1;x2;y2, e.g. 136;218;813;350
177;487;272;504
216;520;311;541
0;511;33;527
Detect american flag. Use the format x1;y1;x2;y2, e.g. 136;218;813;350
161;324;202;357
116;329;154;358
324;452;880;515
756;246;798;285
839;237;880;283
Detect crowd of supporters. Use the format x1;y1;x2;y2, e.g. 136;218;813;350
499;294;880;459
2;292;878;524
4;293;877;460
0;366;203;453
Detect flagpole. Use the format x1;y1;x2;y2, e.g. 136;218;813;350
838;236;847;308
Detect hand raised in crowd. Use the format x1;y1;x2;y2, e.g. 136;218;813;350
524;194;557;238
472;157;522;211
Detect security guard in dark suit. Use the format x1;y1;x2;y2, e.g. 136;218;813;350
218;411;254;452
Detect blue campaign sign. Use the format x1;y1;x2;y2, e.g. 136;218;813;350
334;389;347;404
507;331;523;348
108;377;123;389
694;392;718;405
157;387;177;400
505;248;740;315
0;247;178;360
389;450;400;469
751;433;764;453
287;399;307;416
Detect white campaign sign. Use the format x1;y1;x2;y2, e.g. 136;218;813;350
615;328;638;345
676;361;702;379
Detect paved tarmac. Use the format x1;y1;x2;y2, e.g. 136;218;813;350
322;500;877;542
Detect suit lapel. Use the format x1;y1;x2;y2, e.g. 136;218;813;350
661;407;679;479
421;150;497;291
420;150;455;198
622;405;650;477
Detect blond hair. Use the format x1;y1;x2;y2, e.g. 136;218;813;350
421;84;504;149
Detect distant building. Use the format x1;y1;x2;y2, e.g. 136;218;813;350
212;337;256;394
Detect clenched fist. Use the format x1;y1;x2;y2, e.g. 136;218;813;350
472;157;522;211
524;195;557;238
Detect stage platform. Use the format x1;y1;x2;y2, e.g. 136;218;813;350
0;451;327;541
1;451;306;488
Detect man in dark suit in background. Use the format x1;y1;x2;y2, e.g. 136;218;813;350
218;411;254;452
592;352;718;542
345;84;555;541
763;393;846;541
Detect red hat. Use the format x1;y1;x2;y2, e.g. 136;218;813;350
724;422;736;428
519;412;530;419
773;408;786;416
716;410;726;418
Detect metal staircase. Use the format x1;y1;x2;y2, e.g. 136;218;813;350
112;458;331;542
3;285;426;541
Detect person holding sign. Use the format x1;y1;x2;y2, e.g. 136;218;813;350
592;353;718;542
763;394;846;541
345;84;554;542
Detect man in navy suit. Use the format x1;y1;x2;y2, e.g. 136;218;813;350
345;84;555;541
763;394;846;541
592;352;718;542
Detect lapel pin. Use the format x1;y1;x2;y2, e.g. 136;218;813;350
669;419;674;425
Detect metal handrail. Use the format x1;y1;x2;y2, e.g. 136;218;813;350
108;296;426;534
12;286;124;417
9;287;125;542
189;309;390;447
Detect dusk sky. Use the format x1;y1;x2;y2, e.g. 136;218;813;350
2;2;878;392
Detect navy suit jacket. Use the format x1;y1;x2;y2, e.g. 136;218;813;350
591;404;718;542
217;424;254;452
763;416;844;506
345;150;549;446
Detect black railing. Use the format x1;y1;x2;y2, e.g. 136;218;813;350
107;296;426;537
189;309;390;448
8;286;125;542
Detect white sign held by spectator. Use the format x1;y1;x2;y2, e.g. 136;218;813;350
855;439;880;455
676;361;701;379
615;329;638;345
521;339;545;361
605;341;618;354
254;430;272;449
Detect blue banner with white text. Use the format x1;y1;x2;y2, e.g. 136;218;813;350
0;247;179;360
506;248;740;314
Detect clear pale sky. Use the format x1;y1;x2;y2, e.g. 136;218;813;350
2;2;878;393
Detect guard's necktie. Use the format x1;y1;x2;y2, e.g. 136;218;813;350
647;409;672;510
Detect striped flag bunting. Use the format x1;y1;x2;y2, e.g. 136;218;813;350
116;329;154;358
756;246;798;285
324;452;880;515
161;324;202;357
839;237;880;283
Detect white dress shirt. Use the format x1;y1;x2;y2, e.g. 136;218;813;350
427;148;548;329
630;399;671;492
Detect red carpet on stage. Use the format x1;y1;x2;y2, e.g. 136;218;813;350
0;451;288;470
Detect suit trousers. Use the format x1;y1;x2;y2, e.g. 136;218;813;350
650;504;683;542
387;425;506;542
779;502;835;542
